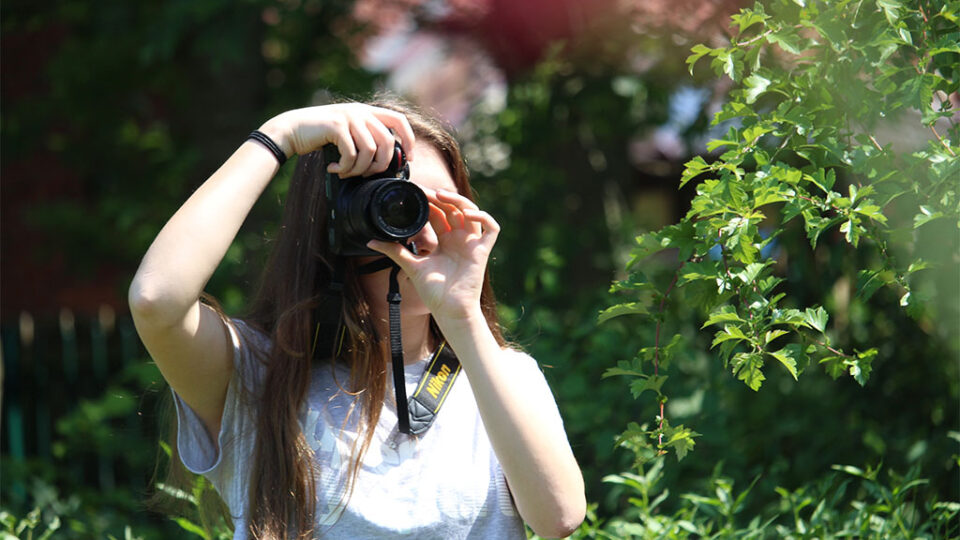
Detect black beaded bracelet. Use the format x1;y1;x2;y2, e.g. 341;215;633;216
247;130;288;166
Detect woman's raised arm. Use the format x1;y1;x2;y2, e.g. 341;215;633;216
369;189;586;538
128;105;416;440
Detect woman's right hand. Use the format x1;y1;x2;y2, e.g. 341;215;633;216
259;104;417;178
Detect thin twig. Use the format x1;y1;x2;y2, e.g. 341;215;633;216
811;336;853;359
930;125;957;157
654;265;683;450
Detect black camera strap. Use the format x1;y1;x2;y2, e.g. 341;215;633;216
383;259;462;435
407;341;460;434
353;250;461;435
386;263;411;433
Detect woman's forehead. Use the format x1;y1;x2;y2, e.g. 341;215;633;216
409;142;457;193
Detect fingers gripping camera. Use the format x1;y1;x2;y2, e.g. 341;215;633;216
325;142;429;256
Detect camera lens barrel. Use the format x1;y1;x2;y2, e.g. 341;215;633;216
342;178;428;243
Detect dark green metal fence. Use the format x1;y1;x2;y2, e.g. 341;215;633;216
2;307;161;498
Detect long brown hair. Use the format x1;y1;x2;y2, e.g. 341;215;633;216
235;96;504;538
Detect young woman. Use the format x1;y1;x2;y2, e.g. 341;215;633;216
129;98;585;539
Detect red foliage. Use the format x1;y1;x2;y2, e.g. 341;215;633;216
351;0;746;76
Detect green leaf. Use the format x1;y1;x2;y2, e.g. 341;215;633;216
613;421;650;450
831;464;876;480
805;169;837;193
703;305;745;328
906;259;929;275
721;215;761;263
877;0;903;25
602;361;644;379
711;325;750;348
764;329;788;344
737;261;770;284
856;269;888;301
767;30;802;55
598;302;650;324
742;125;774;147
803;306;829;333
610;272;655;293
819;356;847;379
687;43;714;75
707;138;738;152
731;352;766;390
850;349;877;386
629;375;668;398
660;333;686;368
853;202;888;224
839;217;861;247
803;214;841;248
661;421;700;461
759;276;785;295
773;308;806;326
37;518;61;540
680;155;711;188
172;517;210;539
658;221;698;261
753;181;793;207
731;10;768;35
898;25;913;46
723;51;737;80
914;205;944;228
627;232;668;267
713;49;742;81
744;73;771;104
769;346;800;380
681;260;720;284
782;198;810;223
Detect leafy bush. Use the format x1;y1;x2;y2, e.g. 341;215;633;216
0;361;181;539
603;0;958;462
555;452;960;539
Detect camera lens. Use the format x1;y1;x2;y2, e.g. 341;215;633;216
378;185;421;229
370;180;428;238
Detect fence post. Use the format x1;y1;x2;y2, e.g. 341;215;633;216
92;305;116;491
119;315;137;368
2;316;26;499
25;311;53;459
59;307;83;483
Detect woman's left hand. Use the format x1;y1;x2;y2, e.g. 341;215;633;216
367;189;499;322
373;188;586;538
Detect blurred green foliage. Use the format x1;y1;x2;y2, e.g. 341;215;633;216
604;0;959;465
1;360;174;538
2;0;957;537
556;457;960;539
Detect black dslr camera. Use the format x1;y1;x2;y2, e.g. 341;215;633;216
325;142;429;256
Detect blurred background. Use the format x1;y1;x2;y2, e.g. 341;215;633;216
2;0;957;537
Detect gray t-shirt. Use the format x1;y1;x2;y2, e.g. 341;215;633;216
174;318;566;539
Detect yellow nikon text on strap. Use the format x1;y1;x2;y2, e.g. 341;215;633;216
426;363;452;399
407;341;461;434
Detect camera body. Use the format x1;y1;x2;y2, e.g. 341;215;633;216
325;142;429;256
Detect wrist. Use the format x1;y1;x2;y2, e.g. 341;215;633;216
434;307;501;367
258;114;295;160
436;305;488;335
